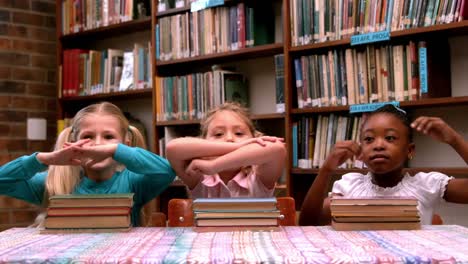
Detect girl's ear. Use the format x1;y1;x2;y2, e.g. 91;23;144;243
408;142;415;160
125;138;131;146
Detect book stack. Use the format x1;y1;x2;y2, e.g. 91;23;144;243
193;197;281;228
44;193;134;232
330;196;421;231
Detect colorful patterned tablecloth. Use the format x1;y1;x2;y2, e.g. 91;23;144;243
0;225;468;263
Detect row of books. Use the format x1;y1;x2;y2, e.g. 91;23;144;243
290;0;468;46
293;114;364;169
44;194;134;231
330;196;421;231
193;198;280;227
293;40;449;109
155;66;248;121
61;0;151;35
61;43;152;97
155;3;274;61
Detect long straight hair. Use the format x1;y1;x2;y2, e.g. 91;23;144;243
32;102;149;226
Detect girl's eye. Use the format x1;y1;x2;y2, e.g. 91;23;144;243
82;135;93;139
386;135;396;141
214;132;224;137
363;136;373;143
105;135;115;140
235;132;245;136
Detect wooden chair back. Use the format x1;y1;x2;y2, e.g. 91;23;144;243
168;197;296;227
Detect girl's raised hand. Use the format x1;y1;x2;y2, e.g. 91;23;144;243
75;143;118;167
239;136;284;147
185;158;216;178
411;116;458;144
37;139;91;166
322;140;361;171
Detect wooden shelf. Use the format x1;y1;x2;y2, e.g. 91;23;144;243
60;18;152;43
290;21;468;54
156;6;191;18
59;88;152;102
156;119;201;126
291;96;468;115
291;167;468;177
156;43;284;68
291;105;350;114
251;113;285;120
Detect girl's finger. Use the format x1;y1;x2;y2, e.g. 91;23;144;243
255;138;267;146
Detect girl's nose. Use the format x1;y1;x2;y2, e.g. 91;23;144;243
225;132;234;142
373;138;385;149
94;136;103;145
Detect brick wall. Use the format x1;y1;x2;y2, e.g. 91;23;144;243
0;0;56;231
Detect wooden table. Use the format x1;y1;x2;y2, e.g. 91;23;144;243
0;225;467;263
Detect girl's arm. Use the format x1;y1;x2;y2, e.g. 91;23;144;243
0;140;90;205
444;179;468;203
412;116;468;164
0;153;48;205
187;140;286;189
166;137;270;188
112;144;176;205
299;141;360;226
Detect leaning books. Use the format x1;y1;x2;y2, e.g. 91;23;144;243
330;196;421;231
192;197;280;227
44;193;134;232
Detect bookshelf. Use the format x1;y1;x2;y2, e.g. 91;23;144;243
152;0;468;212
55;0;468;214
284;0;468;211
56;0;155;149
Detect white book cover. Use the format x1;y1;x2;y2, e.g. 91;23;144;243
119;52;134;91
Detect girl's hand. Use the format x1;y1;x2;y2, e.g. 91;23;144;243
185;158;217;178
322;141;361;171
37;139;91;165
239;136;284;147
75;143;118;167
411;116;458;144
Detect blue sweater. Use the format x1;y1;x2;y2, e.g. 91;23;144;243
0;144;176;226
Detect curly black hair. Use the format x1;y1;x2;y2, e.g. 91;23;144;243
362;104;413;142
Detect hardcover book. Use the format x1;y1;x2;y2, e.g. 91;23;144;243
48;193;134;208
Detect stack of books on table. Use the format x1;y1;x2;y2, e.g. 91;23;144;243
43;193;134;232
330;196;421;231
193;197;281;228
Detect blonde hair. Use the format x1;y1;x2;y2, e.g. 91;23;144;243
200;102;262;138
200;102;261;177
34;102;149;226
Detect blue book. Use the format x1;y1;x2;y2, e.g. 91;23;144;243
193;197;278;212
292;122;298;168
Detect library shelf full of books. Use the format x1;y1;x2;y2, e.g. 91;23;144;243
56;0;468;212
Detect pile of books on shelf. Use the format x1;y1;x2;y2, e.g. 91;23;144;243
193;197;281;228
43;193;134;232
330;196;420;231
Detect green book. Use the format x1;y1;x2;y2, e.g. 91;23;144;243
224;73;249;107
49;193;134;208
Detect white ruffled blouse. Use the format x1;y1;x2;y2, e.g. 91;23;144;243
332;172;453;224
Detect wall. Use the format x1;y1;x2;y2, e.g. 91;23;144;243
0;0;56;231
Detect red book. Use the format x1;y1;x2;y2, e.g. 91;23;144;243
47;207;131;217
237;3;246;49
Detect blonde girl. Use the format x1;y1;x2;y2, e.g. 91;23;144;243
0;102;175;227
166;102;286;198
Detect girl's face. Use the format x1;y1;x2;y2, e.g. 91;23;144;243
360;113;414;174
76;114;124;171
206;111;253;143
